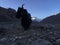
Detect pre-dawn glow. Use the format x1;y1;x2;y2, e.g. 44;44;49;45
0;0;60;19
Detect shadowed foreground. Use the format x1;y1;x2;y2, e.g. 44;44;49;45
0;22;60;45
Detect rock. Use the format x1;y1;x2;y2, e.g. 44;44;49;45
30;38;52;45
56;39;60;45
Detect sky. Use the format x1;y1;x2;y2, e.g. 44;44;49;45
0;0;60;19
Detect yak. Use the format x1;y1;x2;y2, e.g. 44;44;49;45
16;5;32;30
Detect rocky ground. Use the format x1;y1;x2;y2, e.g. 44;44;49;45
0;22;60;45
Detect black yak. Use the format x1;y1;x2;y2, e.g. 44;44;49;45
16;4;32;30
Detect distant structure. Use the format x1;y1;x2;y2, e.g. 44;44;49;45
16;4;32;30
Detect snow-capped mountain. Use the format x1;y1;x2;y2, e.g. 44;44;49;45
31;17;41;22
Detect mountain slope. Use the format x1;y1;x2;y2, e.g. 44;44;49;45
40;13;60;24
0;7;16;22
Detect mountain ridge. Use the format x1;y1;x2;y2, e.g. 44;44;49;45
40;13;60;24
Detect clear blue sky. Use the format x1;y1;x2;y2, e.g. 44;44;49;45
0;0;60;19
